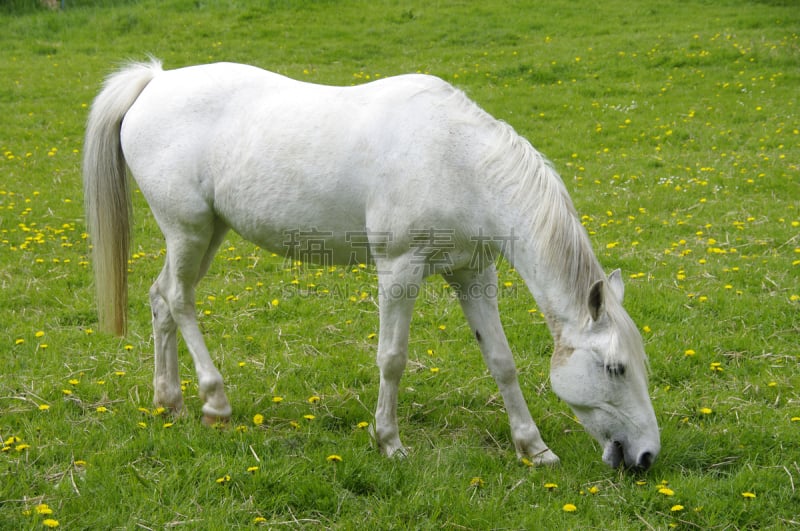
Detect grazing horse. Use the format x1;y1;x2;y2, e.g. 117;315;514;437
83;59;660;469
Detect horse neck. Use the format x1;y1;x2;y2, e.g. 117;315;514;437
489;149;605;332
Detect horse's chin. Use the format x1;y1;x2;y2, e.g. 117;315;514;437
602;440;624;468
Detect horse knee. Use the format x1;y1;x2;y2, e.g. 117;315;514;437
377;349;407;379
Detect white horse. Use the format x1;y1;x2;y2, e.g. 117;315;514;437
83;59;660;469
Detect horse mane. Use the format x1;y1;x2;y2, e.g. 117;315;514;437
478;117;605;318
466;101;648;379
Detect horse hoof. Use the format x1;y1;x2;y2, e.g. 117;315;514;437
202;414;229;427
532;449;560;467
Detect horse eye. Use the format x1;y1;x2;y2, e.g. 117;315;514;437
605;364;626;377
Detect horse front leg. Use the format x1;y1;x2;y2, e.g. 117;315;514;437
373;264;420;457
444;267;560;465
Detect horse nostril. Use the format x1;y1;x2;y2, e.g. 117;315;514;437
637;451;654;471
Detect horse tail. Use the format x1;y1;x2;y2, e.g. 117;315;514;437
83;58;163;335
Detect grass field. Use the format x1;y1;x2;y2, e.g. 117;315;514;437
1;0;798;528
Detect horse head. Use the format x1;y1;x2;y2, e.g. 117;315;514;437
549;270;661;470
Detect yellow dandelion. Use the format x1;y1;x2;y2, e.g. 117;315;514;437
544;482;558;490
684;349;696;356
326;454;342;462
35;331;45;338
658;487;675;496
253;516;267;524
430;367;440;373
307;396;320;404
216;474;231;484
162;422;174;428
671;505;685;512
272;396;283;403
562;503;577;512
469;477;484;488
253;413;264;425
356;421;369;429
35;504;53;515
96;406;108;413
247;466;259;474
38;404;50;411
303;414;315;421
520;457;533;467
588;486;600;494
699;407;713;415
741;491;756;499
43;519;60;528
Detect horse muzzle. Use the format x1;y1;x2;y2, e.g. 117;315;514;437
603;439;659;471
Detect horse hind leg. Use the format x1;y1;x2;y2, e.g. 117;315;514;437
150;219;232;423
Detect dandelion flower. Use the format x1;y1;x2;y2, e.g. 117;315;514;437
741;491;756;499
216;475;231;484
544;482;558;490
272;396;283;403
658;487;675;496
35;504;53;515
469;477;484;488
38;404;50;411
520;457;533;467
253;516;267;524
303;414;315;421
562;503;577;512
96;406;108;413
307;396;320;404
671;505;685;512
699;407;713;415
253;414;264;426
43;519;60;528
588;486;600;494
326;454;342;462
247;466;259;473
356;421;369;429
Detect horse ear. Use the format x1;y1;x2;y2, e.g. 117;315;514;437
588;279;605;321
607;269;624;302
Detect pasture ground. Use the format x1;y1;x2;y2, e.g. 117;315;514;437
1;0;798;528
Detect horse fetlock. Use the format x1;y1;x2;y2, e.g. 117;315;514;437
153;382;183;412
371;424;405;458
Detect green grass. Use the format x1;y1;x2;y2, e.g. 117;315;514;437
1;0;798;528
